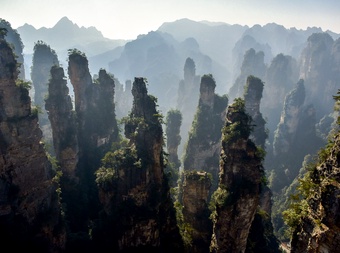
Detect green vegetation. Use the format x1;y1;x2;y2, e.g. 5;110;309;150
0;27;8;37
282;89;340;238
222;98;252;144
95;140;140;189
244;75;264;100
165;109;182;150
68;48;86;57
174;200;194;249
209;186;228;221
15;79;32;90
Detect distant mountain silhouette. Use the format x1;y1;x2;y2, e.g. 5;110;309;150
17;16;127;56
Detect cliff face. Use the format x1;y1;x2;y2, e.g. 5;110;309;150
287;126;340;252
115;79;133;119
181;171;212;253
95;77;184;252
64;50;119;248
262;53;298;143
272;80;324;191
0;19;25;79
229;48;267;101
165;109;182;186
232;35;272;81
31;41;59;148
299;33;339;119
244;75;268;149
68;51;118;158
177;57;201;154
0;38;65;252
45;66;78;179
183;74;228;189
210;98;263;253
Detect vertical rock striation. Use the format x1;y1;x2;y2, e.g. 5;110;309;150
0;18;25;80
210;98;264;253
181;171;212;253
177;57;201;154
31;41;59;148
45;65;78;179
65;49;119;248
286;104;340;252
183;74;228;190
0;37;65;252
299;33;337;119
95;77;184;252
165;108;182;186
262;53;298;144
272;79;324;191
244;75;268;149
229;48;266;101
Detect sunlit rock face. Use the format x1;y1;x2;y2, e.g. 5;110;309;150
290;131;340;253
95;77;184;252
210;99;263;253
243;75;267;149
0;37;65;252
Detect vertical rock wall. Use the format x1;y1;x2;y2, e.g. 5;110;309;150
244;75;268;149
95;77;184;252
210;99;263;253
0;38;65;252
183;74;228;190
181;171;212;253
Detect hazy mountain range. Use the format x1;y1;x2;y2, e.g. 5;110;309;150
16;16;340;109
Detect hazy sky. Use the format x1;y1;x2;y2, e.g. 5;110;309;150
1;0;340;40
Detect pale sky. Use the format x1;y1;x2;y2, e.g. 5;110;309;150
1;0;340;40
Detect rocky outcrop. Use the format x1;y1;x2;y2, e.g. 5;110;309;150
299;33;339;119
115;79;133;119
210;98;264;253
272;80;324;191
0;18;25;80
165;108;182;186
287;115;340;252
181;171;212;253
31;41;59;149
262;53;298;144
94;77;184;252
177;57;201;154
273;79;306;157
65;50;119;248
244;75;268;149
232;35;272;81
183;74;228;190
229;48;267;101
45;65;78;179
0;37;65;252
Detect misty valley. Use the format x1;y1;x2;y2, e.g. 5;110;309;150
0;16;340;253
